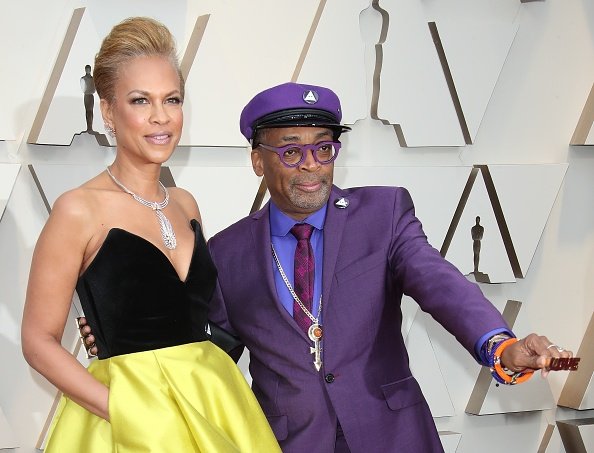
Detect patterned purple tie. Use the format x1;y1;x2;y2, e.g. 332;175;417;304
290;223;314;333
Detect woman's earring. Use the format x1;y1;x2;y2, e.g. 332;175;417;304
104;123;116;137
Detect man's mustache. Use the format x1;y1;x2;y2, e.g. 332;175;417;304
290;176;330;185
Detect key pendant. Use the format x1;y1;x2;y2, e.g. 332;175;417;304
308;324;323;371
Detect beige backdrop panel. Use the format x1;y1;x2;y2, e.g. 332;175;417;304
0;0;79;141
180;0;322;146
420;0;521;143
0;164;21;220
376;0;464;146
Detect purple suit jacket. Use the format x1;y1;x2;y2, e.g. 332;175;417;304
208;185;509;452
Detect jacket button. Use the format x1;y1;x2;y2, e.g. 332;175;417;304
325;373;335;383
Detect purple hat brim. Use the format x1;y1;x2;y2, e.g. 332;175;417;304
254;122;351;134
251;108;351;139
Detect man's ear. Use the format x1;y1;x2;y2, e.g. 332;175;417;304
100;98;113;128
251;148;264;177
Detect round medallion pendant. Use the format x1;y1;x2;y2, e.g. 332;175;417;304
308;323;323;341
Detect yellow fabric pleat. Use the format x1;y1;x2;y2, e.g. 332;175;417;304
45;342;280;453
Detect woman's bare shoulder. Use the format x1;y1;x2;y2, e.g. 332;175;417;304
51;187;95;220
50;173;115;230
169;186;201;222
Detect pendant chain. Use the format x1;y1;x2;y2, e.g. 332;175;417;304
271;244;321;323
106;166;177;249
271;244;324;371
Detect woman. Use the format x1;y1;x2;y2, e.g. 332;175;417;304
21;17;280;452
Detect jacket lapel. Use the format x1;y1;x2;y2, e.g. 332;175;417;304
321;186;349;321
250;203;307;337
250;204;277;302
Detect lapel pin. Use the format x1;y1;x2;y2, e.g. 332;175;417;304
334;197;349;209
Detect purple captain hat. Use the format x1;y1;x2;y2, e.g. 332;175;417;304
239;82;351;143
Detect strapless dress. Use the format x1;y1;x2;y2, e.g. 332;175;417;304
44;220;280;452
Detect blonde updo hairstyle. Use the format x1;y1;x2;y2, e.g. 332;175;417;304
93;17;184;104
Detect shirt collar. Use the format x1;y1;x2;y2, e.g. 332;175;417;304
269;200;327;237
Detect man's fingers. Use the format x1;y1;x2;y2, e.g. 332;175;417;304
535;355;550;369
524;333;556;355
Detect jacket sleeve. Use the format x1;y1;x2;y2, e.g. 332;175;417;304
388;187;511;357
206;238;245;362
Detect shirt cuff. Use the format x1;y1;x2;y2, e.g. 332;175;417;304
475;328;515;366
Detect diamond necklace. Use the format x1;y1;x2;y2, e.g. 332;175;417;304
106;166;177;249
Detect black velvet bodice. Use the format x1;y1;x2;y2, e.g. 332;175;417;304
76;219;216;359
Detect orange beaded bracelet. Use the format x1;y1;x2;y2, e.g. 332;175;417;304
491;338;534;385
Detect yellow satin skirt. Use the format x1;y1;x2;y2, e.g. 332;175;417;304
45;341;280;452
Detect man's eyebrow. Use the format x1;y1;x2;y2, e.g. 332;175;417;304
279;134;301;142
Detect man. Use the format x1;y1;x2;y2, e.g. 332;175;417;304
204;82;571;451
82;82;571;452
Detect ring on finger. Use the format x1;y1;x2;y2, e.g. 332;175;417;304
547;344;565;353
